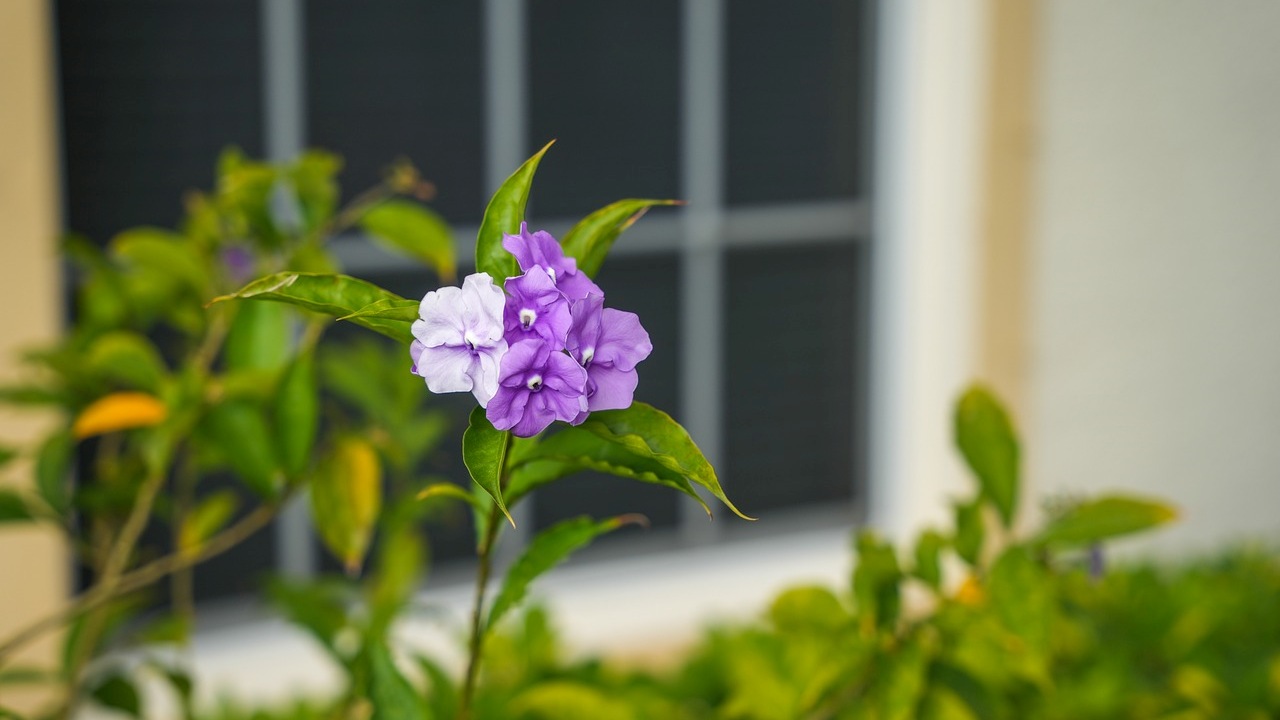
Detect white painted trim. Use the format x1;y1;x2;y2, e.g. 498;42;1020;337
868;0;989;543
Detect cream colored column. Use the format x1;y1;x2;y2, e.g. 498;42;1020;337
976;0;1037;425
0;0;68;711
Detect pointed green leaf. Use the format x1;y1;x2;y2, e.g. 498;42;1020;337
361;199;457;282
178;491;239;557
953;499;984;566
202;400;281;498
560;199;679;278
415;655;458;720
488;515;643;630
912;529;945;591
275;350;319;478
110;228;209;299
84;331;168;392
954;386;1020;527
224;300;291;372
1035;494;1178;547
505;427;711;517
339;297;419;324
0;490;36;524
213;272;413;343
462;407;513;526
312;436;383;574
476;140;554;280
853;531;902;631
579;402;751;520
35;429;72;515
367;642;427;720
89;673;142;718
416;482;484;512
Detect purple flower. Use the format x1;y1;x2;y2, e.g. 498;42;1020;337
410;272;508;407
502;223;601;300
487;339;589;437
503;265;572;348
566;295;652;413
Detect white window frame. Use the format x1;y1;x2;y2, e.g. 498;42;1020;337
185;0;989;707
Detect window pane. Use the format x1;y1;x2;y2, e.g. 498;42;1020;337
725;0;866;206
307;1;484;223
533;253;683;533
723;243;864;512
529;1;681;218
57;0;264;243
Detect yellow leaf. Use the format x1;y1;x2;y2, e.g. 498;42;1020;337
311;436;382;574
72;392;168;439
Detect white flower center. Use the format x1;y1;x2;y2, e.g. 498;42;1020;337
463;330;480;352
519;308;537;329
526;374;543;391
546;266;557;281
581;347;595;366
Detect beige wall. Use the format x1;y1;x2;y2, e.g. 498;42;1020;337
0;0;67;708
1026;0;1280;552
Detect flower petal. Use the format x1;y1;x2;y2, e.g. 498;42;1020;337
419;344;478;395
414;286;466;348
596;308;652;372
586;364;639;412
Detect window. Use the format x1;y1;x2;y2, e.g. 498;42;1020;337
56;0;873;605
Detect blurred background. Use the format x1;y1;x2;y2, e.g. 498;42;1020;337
3;0;1278;707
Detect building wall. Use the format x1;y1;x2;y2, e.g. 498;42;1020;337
1027;0;1280;552
0;0;68;711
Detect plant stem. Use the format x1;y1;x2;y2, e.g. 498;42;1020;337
0;501;281;668
457;433;514;720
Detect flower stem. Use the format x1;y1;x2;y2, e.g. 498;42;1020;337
457;432;514;720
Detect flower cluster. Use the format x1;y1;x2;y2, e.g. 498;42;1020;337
410;224;652;437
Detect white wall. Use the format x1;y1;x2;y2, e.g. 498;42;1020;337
1028;0;1280;553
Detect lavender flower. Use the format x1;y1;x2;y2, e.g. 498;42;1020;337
566;294;652;413
411;272;508;407
486;339;589;437
502;223;601;300
503;265;572;348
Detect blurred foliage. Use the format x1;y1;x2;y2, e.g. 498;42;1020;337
0;148;456;719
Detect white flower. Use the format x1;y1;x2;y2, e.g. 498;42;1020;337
410;272;508;407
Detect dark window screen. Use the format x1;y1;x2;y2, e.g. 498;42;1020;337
57;0;264;243
533;253;683;533
725;0;865;206
306;1;485;223
528;1;681;218
723;243;863;512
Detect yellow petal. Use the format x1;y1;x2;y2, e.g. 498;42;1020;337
72;392;168;439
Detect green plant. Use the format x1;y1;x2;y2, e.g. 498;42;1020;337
0;148;454;719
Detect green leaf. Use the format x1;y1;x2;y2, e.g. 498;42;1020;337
476;140;554;280
275;351;319;478
560;199;679;278
416;482;484;512
768;586;849;635
0;385;64;406
0;446;15;470
1036;494;1178;547
202;400;281;498
912;529;945;591
505;427;711;517
415;655;458;720
954;386;1020;527
367;642;427;720
0;490;35;524
312;436;383;574
288;149;342;233
578;402;751;520
0;666;56;686
852;531;902;632
178;491;240;557
988;546;1053;683
360;199;457;282
267;578;351;661
224;300;292;373
89;673;142;718
462;407;513;527
213;272;413;343
110;228;208;299
510;681;633;720
84;331;167;392
488;515;642;630
339;297;419;324
0;707;26;720
928;663;999;720
35;430;72;515
953;499;984;566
